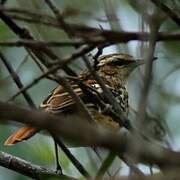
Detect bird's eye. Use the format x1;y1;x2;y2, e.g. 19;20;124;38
109;58;133;66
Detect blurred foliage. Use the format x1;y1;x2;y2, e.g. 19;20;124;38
0;0;180;179
38;172;74;180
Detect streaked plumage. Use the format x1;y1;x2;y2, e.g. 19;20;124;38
4;53;143;145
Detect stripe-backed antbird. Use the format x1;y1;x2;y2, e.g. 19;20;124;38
4;53;144;173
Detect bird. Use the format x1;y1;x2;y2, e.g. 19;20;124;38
4;53;143;146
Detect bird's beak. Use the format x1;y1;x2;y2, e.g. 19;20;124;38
133;57;157;67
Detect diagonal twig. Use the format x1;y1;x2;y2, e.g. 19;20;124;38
8;44;94;101
150;0;180;26
0;151;75;179
52;136;90;178
129;19;160;164
0;51;36;108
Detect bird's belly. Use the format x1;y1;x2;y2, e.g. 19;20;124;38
88;108;120;131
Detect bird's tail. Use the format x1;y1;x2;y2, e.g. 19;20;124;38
4;126;37;145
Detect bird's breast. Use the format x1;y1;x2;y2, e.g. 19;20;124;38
111;86;129;116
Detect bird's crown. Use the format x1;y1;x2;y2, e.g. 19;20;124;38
97;53;137;67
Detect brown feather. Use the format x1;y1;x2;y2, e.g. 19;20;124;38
4;127;37;145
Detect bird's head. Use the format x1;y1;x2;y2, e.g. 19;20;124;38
97;53;144;81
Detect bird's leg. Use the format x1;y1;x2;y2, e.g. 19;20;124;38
53;139;63;175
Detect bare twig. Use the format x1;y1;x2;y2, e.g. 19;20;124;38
44;0;73;35
25;49;46;73
136;25;159;133
0;32;179;52
52;136;90;178
0;151;75;179
103;0;129;53
150;0;180;26
0;8;76;76
0;51;35;108
16;53;29;74
8;45;94;101
0;39;89;47
130;20;159;164
7;13;180;42
0;5;54;21
0;6;178;42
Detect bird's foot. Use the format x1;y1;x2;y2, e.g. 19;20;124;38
56;165;63;175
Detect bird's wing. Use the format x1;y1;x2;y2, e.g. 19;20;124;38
4;80;101;145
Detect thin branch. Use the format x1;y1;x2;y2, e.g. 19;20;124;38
0;10;180;44
16;53;29;74
52;136;90;178
136;26;159;133
0;5;54;21
26;49;46;73
0;6;179;42
14;19;180;41
0;32;179;52
150;0;180;26
0;151;75;179
25;49;59;83
6;13;180;42
0;39;89;47
0;51;36;108
130;20;159;163
44;0;73;35
0;8;76;76
103;0;129;53
8;45;94;101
